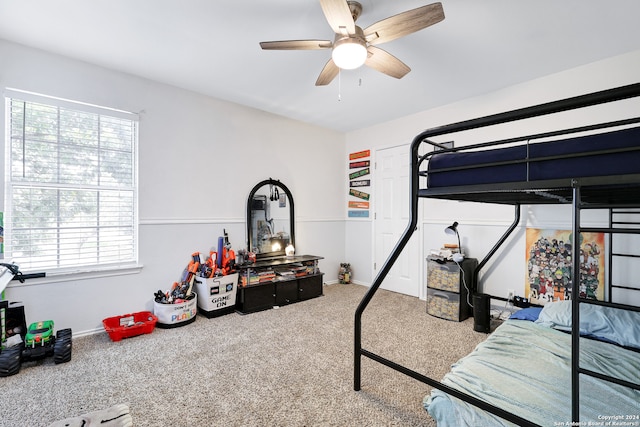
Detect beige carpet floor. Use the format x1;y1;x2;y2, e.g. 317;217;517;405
0;284;488;426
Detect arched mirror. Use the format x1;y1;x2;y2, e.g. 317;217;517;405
247;179;295;259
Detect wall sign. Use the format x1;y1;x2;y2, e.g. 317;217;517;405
349;168;370;180
350;180;370;187
349;150;370;160
348;210;369;218
349;189;370;200
349;160;370;169
348;201;369;209
348;150;371;218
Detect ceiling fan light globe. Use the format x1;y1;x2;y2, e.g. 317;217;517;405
332;40;367;70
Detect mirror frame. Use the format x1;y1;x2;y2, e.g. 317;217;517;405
246;179;295;259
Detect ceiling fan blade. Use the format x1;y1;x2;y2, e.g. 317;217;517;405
365;46;411;79
319;0;355;35
315;58;340;86
260;40;332;50
364;2;444;45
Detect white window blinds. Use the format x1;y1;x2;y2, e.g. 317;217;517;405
4;90;138;273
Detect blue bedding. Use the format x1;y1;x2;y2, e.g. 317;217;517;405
427;127;640;187
535;300;640;350
424;320;640;427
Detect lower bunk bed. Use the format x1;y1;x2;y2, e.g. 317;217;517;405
424;302;640;427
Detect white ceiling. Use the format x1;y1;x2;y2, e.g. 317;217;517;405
1;0;639;132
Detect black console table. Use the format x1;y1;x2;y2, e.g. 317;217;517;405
235;255;324;314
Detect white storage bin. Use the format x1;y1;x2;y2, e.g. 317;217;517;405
194;273;238;318
153;293;197;328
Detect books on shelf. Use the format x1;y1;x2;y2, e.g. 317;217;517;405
239;260;319;286
240;268;275;286
275;268;296;280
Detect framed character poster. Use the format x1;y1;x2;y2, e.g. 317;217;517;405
525;228;605;304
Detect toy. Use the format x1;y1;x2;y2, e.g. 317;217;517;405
25;320;55;347
338;263;351;284
201;250;217;278
220;229;236;275
0;319;72;377
221;242;236;275
0;263;73;376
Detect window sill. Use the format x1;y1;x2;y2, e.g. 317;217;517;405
7;264;144;288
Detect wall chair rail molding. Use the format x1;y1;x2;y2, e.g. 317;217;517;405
140;217;245;226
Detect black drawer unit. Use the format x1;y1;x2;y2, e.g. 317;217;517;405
426;257;477;321
275;280;299;306
236;282;276;314
298;274;323;301
236;255;323;314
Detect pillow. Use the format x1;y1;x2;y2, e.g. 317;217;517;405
536;300;573;327
509;307;542;321
535;300;640;350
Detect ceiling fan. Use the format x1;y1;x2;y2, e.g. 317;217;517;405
259;0;445;86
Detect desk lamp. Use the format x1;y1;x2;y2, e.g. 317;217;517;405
445;221;464;262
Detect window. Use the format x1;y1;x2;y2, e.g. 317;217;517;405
4;89;138;274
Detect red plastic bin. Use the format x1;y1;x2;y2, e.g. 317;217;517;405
102;311;158;342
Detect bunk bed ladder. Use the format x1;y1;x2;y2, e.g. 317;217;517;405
608;207;640;299
572;188;640;423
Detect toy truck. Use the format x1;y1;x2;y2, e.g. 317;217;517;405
0;263;71;376
0;320;72;377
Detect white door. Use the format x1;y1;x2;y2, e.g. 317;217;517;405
374;145;420;297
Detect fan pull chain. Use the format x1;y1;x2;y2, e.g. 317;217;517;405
338;69;342;101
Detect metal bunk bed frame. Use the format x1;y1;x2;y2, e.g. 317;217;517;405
354;82;640;427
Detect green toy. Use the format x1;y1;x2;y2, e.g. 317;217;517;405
25;320;55;347
0;319;72;377
0;263;72;376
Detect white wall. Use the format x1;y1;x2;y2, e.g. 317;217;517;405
3;39;639;335
0;40;346;335
345;49;640;302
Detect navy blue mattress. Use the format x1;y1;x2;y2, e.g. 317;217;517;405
427;127;640;187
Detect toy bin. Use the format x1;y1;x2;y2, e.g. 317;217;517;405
153;293;197;328
195;273;238;318
102;311;158;342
